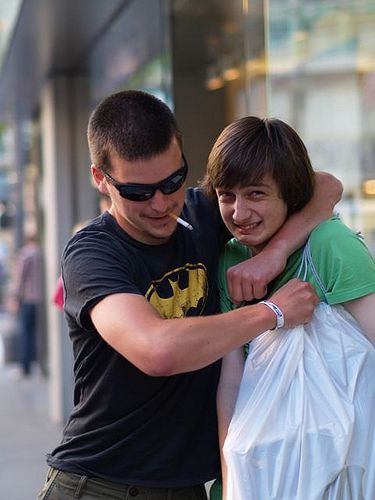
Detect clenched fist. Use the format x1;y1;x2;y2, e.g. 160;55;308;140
266;279;320;329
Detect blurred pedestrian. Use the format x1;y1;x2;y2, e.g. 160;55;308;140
10;235;43;377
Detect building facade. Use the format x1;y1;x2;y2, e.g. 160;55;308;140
0;0;374;421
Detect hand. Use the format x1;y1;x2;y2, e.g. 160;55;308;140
267;278;319;328
226;248;287;303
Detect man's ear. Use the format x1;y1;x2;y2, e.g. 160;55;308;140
91;165;110;195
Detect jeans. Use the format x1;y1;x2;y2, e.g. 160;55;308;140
19;302;37;375
37;468;208;500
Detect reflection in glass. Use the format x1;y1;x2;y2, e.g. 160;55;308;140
89;0;172;107
266;1;375;251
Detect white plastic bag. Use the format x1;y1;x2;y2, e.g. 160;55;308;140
224;303;375;500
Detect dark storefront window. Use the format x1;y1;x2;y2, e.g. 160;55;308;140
172;0;375;248
89;0;172;108
87;0;375;248
171;0;256;184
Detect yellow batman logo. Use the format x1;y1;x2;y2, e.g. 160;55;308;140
145;263;208;318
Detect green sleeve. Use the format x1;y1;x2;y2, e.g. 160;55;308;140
308;217;375;304
217;238;252;313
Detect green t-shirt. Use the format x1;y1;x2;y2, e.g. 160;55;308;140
218;215;375;312
211;216;375;500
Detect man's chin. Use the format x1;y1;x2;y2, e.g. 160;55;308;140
144;225;176;244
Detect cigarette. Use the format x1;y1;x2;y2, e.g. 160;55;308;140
169;212;194;231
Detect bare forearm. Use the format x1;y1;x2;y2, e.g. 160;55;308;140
92;279;318;376
128;305;272;376
92;293;274;376
148;278;318;375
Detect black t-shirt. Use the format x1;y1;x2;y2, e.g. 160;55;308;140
47;188;227;487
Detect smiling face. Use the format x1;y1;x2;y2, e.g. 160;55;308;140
216;174;288;253
202;117;315;229
92;138;186;245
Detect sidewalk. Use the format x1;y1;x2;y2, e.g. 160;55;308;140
0;315;215;499
0;355;62;500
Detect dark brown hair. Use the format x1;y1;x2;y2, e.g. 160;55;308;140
201;116;315;214
87;90;183;172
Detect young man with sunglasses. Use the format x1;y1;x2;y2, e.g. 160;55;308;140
38;90;341;500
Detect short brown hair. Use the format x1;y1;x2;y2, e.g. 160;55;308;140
87;90;183;172
201;116;315;215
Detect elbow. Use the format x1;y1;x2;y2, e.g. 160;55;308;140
314;171;343;211
133;343;179;377
115;321;185;376
325;172;343;207
333;176;344;206
138;357;177;377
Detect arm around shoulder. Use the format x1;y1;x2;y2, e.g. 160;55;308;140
267;171;343;255
225;172;343;303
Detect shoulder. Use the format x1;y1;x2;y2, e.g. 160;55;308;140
310;215;356;241
309;215;373;257
184;187;217;215
62;213;133;267
184;187;226;240
307;215;375;304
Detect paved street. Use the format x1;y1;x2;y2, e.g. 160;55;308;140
0;351;62;500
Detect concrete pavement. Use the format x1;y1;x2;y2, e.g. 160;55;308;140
0;312;215;500
0;357;62;500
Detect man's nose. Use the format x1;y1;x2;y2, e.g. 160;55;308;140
149;189;170;212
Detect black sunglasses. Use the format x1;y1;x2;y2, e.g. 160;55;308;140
103;155;188;202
